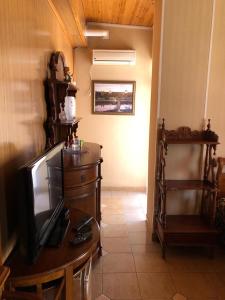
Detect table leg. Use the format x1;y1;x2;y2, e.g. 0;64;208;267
65;265;74;300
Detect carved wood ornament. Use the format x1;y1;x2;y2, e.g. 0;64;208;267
154;119;220;258
44;52;78;148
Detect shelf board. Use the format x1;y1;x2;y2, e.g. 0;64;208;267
54;117;82;126
159;180;214;190
166;140;219;145
161;215;218;233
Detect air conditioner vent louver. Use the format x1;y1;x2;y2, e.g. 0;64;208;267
92;49;136;65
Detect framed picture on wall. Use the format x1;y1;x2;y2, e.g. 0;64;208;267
92;81;136;115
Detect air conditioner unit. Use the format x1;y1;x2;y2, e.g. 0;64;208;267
92;49;136;65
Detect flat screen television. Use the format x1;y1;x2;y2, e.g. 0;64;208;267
19;142;66;263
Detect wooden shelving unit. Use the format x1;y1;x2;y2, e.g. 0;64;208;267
44;51;80;148
154;119;220;258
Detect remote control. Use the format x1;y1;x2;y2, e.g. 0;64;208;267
72;224;92;234
70;231;92;246
74;216;93;232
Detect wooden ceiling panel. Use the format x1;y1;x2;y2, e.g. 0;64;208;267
81;0;154;27
48;0;87;47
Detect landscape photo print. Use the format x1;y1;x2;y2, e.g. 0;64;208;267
92;81;135;115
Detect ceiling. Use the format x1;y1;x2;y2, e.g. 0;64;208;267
49;0;154;48
81;0;155;27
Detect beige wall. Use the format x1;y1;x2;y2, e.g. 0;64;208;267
207;0;225;156
0;0;73;262
147;0;163;229
75;24;152;189
147;0;225;224
160;0;213;129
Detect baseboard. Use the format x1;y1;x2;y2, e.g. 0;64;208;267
101;186;146;192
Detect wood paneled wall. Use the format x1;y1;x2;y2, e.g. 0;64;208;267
0;0;73;262
207;0;225;156
147;0;225;223
160;0;213;129
147;0;163;229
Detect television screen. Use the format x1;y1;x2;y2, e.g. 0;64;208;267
20;142;65;263
32;146;63;243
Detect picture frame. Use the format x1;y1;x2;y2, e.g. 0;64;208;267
92;81;136;115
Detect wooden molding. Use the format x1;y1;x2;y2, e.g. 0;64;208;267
69;0;87;46
48;0;87;48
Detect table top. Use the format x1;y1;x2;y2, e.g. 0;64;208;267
63;142;102;169
6;209;100;282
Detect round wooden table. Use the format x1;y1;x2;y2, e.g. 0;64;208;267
6;209;100;299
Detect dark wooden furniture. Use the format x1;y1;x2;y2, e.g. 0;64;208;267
154;119;219;258
44;52;103;256
2;290;41;300
0;266;10;298
5;209;100;300
63;142;103;255
216;157;225;245
44;51;80;148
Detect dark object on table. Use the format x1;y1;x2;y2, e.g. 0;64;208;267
70;231;92;246
73;216;93;232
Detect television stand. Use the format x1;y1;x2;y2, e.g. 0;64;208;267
6;209;100;299
46;215;70;247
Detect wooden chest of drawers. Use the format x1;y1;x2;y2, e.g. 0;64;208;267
63;142;103;225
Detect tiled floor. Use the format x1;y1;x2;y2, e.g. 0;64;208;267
92;190;225;300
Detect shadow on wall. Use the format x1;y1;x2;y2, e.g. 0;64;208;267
0;138;44;261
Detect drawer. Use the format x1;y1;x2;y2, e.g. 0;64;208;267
64;165;98;188
64;183;97;218
64;181;97;199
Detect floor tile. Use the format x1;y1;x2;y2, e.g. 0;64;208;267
128;231;151;245
102;224;128;238
102;214;125;225
102;237;131;253
102;191;112;198
102;253;135;273
95;190;225;300
134;252;170;272
101;199;122;208
102;207;124;214
171;272;218;299
92;257;103;273
127;220;148;232
124;212;146;222
137;272;176;299
131;244;161;253
111;191;128;198
102;249;109;256
126;192;146;200
92;273;102;299
166;249;221;273
121;198;142;208
103;273;141;299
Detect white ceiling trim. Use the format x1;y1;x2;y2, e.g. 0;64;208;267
87;21;152;30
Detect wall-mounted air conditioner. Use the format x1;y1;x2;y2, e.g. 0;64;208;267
92;49;136;65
